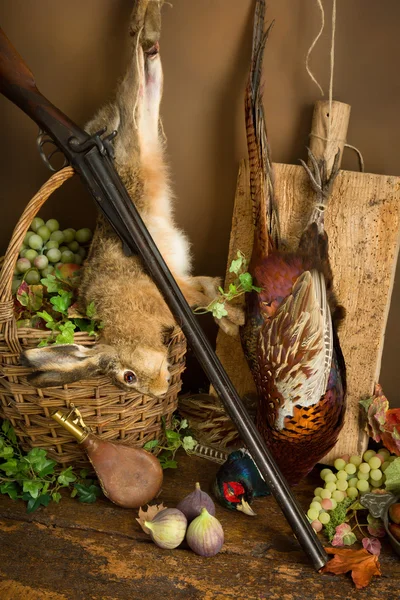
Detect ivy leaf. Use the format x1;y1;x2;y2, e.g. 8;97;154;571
0;481;19;499
5;425;17;445
72;318;92;333
26;493;51;513
228;283;237;295
384;457;400;495
41;274;61;293
50;291;73;314
26;447;47;462
158;456;178;469
359;396;374;412
0;445;14;459
165;430;181;450
55;321;76;345
38;339;49;347
179;419;188;430
16;283;43;312
182;436;196;451
211;302;228;320
58;466;77;487
229;252;245;275
239;272;254;292
332;523;352;547
26;448;56;477
79;469;89;479
143;439;159;450
0;459;19;476
22;480;43;499
86;301;96;318
1;421;16;444
36;310;54;323
52;492;62;503
74;483;102;503
362;537;381;556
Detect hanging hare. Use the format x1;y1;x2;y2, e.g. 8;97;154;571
21;0;243;396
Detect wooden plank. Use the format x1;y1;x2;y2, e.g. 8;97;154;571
210;160;255;402
212;164;400;461
0;454;399;599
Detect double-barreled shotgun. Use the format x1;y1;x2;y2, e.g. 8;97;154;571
0;28;328;570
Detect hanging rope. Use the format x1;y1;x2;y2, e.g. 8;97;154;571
305;0;325;96
327;0;336;140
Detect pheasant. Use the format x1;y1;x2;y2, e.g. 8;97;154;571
212;449;270;515
238;1;347;487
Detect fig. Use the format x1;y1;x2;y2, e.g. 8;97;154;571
176;482;215;522
186;507;224;557
145;508;187;549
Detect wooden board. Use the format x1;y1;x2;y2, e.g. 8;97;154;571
213;163;400;462
0;453;399;599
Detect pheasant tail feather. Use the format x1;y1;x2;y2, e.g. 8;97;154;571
245;1;279;262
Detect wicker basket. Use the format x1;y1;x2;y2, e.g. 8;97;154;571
0;167;186;468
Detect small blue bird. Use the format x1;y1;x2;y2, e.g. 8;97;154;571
212;450;270;515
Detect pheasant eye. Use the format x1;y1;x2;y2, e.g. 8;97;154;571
123;371;137;384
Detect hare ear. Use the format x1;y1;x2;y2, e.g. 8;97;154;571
20;344;116;387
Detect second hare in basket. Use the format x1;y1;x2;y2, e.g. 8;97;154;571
21;2;243;396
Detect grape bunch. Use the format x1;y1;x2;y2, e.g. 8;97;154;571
307;448;397;533
13;218;93;292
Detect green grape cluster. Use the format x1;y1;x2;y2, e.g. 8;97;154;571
306;448;397;533
13;218;92;292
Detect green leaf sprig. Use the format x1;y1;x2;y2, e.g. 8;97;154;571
143;415;197;470
193;251;261;320
0;420;101;512
14;268;103;347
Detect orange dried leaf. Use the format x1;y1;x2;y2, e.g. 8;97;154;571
322;547;381;589
136;503;166;534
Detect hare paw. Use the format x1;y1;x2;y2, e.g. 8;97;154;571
215;304;245;338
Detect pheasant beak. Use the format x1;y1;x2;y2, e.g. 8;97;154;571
236;498;256;516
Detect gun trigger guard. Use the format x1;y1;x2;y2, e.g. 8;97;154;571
37;129;69;172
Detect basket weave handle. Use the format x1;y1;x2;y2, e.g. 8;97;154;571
0;167;75;353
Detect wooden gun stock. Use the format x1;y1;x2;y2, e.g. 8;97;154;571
0;28;37;94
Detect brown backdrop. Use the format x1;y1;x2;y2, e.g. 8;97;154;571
0;0;399;405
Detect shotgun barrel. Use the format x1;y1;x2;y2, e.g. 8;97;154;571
0;26;328;571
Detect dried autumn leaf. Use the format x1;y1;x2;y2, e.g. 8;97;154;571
136;503;166;534
322;547;381;589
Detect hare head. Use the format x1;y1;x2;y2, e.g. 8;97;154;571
21;341;171;396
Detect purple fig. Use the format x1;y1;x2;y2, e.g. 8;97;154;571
176;482;215;522
186;507;224;557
